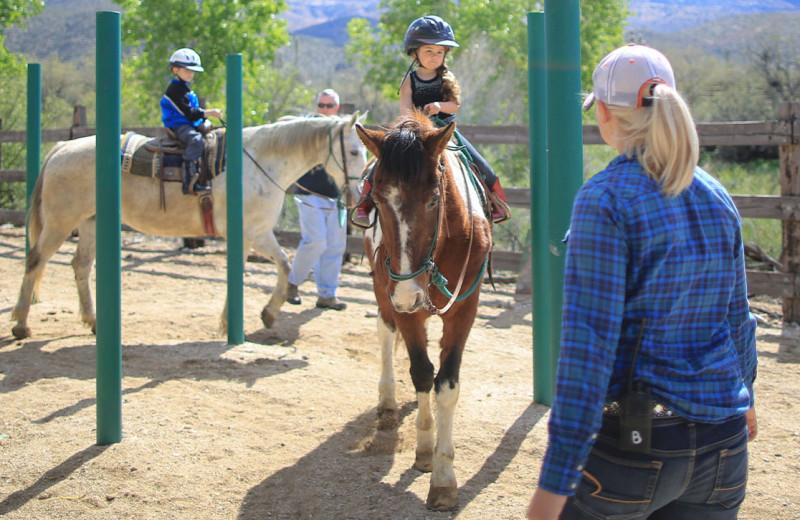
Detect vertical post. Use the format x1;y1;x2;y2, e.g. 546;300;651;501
95;10;122;445
528;12;554;404
26;63;41;253
226;54;244;345
544;0;583;388
779;101;800;322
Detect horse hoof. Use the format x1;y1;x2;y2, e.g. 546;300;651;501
12;324;31;339
261;308;275;329
414;453;433;473
426;486;458;511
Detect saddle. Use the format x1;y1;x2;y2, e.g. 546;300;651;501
120;128;227;236
121;128;227;186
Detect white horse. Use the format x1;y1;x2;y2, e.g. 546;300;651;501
11;113;368;339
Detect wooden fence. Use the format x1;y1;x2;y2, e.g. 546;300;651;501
2;103;800;319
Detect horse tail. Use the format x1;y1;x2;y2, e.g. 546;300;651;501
26;142;62;245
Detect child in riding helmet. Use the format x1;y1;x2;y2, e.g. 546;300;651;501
351;15;510;227
161;48;224;195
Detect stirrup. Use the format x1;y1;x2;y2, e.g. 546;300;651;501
350;203;374;230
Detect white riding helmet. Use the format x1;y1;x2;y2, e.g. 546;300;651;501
169;48;204;72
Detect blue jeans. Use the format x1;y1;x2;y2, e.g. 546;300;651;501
288;194;346;299
560;414;748;520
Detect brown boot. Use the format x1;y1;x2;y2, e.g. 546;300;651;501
489;178;511;224
350;179;374;229
316;296;346;311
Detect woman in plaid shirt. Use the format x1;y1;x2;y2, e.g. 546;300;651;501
527;44;758;520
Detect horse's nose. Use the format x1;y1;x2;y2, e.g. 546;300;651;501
389;281;424;313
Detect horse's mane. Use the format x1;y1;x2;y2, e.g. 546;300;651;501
377;112;438;187
244;115;347;156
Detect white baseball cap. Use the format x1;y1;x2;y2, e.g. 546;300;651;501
583;44;675;111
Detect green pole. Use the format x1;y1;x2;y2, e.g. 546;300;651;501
25;63;41;254
226;54;244;345
95;10;122;445
544;0;583;393
528;12;553;405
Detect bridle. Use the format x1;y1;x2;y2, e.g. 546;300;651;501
383;153;488;315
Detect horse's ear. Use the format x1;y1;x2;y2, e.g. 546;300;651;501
355;123;384;158
348;111;369;128
425;121;457;158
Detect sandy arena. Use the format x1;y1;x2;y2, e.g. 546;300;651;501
0;224;798;519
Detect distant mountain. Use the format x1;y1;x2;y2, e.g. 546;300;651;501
292;16;378;46
4;0;800;62
628;0;800;32
280;0;379;32
629;10;800;61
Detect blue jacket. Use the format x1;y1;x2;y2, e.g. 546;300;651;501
161;78;205;129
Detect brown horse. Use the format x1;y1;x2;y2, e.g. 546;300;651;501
355;112;492;510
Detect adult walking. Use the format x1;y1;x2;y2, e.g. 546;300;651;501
286;89;348;311
527;44;758;519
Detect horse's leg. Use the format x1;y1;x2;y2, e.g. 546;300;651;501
397;315;435;474
376;315;399;429
251;231;291;329
11;225;74;339
425;311;474;511
73;218;97;333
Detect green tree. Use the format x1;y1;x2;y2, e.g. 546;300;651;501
0;0;45;209
113;0;292;125
0;0;43;65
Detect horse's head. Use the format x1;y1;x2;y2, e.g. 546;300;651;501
325;112;369;195
356;112;456;313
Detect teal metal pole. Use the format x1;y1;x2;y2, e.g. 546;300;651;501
25;63;41;253
544;0;583;391
226;54;244;345
528;12;553;405
95;10;122;445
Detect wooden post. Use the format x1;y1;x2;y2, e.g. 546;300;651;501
779;101;800;322
72;105;87;127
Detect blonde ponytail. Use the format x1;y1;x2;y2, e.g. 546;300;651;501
608;84;699;196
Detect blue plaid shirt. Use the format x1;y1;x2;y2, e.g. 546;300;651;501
538;154;758;496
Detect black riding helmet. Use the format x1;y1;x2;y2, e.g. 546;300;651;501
403;15;459;56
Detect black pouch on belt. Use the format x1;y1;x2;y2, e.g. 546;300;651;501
620;386;652;453
619;319;652;453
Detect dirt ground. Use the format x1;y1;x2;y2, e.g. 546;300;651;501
0;223;798;520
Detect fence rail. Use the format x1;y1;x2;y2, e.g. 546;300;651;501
1;103;799;318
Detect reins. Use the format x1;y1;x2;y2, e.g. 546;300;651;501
236;118;351;206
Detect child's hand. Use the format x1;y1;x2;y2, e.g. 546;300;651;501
424;102;441;115
207;108;224;119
